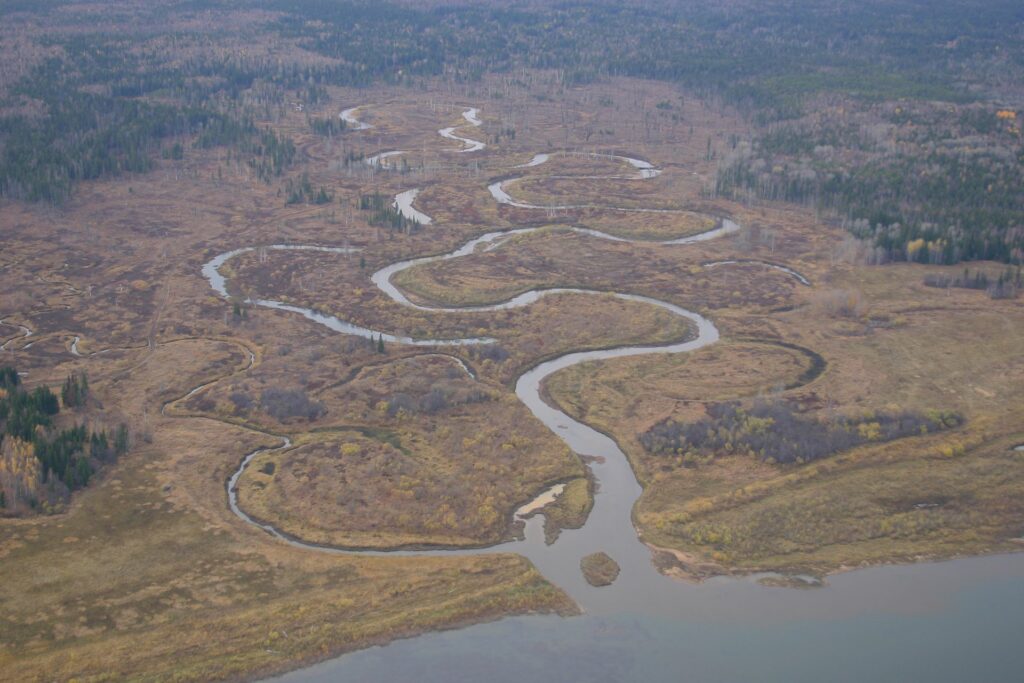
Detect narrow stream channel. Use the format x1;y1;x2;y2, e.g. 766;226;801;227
438;107;486;152
200;110;1024;681
340;106;372;131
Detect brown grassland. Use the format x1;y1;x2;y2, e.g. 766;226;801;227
0;67;736;680
217;353;586;548
545;259;1024;577
1;15;1022;681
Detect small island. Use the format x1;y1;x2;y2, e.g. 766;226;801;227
580;552;621;587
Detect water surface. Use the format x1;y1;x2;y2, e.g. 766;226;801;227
197;140;1024;681
274;552;1024;683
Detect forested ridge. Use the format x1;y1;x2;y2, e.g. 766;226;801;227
0;0;1021;261
714;98;1024;264
0;31;315;202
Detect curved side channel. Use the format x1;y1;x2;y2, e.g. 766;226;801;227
202;245;489;346
0;318;32;351
370;222;741;311
340;106;371;131
393;189;433;225
704;259;812;286
391;186;738;245
438;107;486;152
203;227;722;595
201;145;807;615
491;150;683;213
366;150;406;168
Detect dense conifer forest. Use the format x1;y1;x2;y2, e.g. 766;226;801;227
1;0;1021;261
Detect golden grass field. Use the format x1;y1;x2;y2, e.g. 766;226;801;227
0;72;733;680
545;261;1024;576
2;56;1022;683
219;354;586;548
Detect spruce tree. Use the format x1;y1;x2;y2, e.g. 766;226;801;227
114;424;130;456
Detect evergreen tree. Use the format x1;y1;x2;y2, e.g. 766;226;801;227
114;424;130;456
0;366;19;389
32;387;59;416
61;371;89;408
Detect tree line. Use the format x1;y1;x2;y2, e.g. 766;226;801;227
641;399;961;467
923;267;1023;299
0;367;129;514
3;0;1021;262
359;193;421;233
0;34;305;203
715;104;1024;264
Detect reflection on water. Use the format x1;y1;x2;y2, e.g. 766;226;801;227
272;552;1024;683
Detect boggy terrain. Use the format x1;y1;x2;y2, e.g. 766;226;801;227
545;257;1024;577
196;352;587;549
1;62;1022;683
0;70;739;680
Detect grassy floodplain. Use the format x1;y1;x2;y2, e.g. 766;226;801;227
1;0;1023;678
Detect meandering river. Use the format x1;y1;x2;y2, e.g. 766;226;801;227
438;107;486;152
205;105;1024;682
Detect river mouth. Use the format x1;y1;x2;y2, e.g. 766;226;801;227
199;110;1024;681
269;550;1024;683
200;139;844;609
